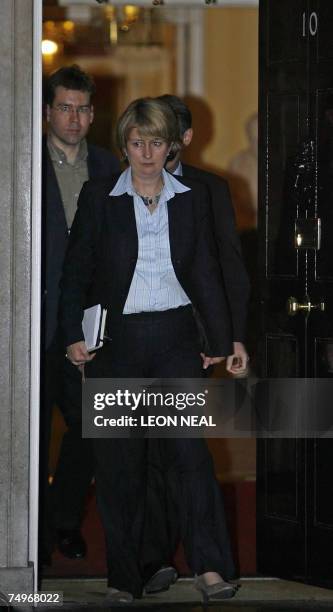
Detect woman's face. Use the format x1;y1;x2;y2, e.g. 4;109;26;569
125;127;170;181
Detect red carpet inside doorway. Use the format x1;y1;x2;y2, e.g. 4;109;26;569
42;481;256;579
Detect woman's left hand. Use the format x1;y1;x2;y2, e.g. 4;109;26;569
226;341;249;376
66;340;96;366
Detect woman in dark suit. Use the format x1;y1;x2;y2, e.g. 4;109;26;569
60;97;247;603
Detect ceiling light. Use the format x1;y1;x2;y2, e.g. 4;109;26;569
41;40;59;55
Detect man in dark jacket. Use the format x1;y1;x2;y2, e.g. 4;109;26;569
41;65;120;563
159;95;250;369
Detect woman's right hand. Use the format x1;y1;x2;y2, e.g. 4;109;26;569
226;341;249;376
66;341;96;366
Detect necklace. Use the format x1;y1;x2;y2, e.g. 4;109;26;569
134;183;164;212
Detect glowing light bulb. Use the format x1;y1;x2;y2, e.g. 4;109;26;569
42;39;58;56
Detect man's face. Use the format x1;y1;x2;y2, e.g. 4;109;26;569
165;149;181;173
165;127;193;173
46;86;94;149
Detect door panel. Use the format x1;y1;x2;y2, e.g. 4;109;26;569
257;438;306;579
316;0;333;61
266;335;299;377
258;0;333;586
316;88;333;282
266;439;298;518
315;337;333;376
266;0;307;64
267;94;302;278
308;439;333;585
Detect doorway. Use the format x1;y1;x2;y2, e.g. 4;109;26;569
37;0;258;586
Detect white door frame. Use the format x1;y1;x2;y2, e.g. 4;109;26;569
30;0;42;591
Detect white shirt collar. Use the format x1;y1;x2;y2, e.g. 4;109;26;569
109;167;190;199
172;161;183;176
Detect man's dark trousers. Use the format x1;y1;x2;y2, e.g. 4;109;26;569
40;141;120;559
45;336;94;531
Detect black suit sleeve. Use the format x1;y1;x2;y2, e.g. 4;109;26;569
190;186;234;356
209;176;250;341
183;166;250;341
172;181;233;356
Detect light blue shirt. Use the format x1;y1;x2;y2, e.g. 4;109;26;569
110;167;192;314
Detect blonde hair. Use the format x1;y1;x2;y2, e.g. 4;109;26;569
116;97;181;156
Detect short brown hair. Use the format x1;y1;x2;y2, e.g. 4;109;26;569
158;94;192;136
116;97;181;155
44;64;95;106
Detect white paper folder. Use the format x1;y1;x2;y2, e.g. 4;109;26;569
82;304;107;352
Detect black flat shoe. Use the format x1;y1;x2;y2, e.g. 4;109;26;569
104;588;134;606
56;529;87;559
194;576;238;602
144;566;178;594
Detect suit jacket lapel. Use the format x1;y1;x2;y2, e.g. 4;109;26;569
108;192;138;244
44;147;68;233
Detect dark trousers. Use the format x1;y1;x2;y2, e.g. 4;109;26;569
39;333;94;556
86;306;234;597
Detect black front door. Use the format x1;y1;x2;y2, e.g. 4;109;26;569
257;0;333;586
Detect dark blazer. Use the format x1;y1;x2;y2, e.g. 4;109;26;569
181;164;250;342
42;138;120;348
60;175;233;357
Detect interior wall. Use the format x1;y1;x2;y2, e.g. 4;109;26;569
203;7;258;170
